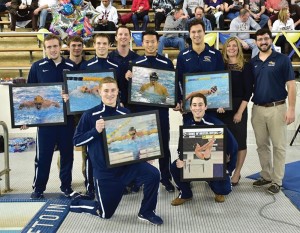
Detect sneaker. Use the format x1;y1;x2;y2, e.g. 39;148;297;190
161;181;175;193
61;188;80;198
138;213;163;225
131;184;141;193
30;191;44;199
253;178;272;187
171;197;192;206
267;183;281;194
215;194;225;203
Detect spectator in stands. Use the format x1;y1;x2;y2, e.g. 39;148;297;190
244;0;269;28
94;0;118;46
272;7;295;54
223;0;243;20
187;6;212;31
9;0;39;31
204;0;225;29
268;0;300;30
182;0;204;17
229;8;261;57
157;7;188;55
33;0;56;29
152;0;176;30
131;0;150;31
0;0;11;12
265;0;288;16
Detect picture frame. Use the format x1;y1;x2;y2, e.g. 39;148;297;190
128;65;177;108
63;70;116;115
183;71;232;111
9;83;67;128
179;125;226;181
102;110;164;168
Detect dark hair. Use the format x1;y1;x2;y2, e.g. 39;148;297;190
190;93;207;106
255;28;272;41
67;35;84;46
44;34;62;48
142;29;159;42
116;25;131;36
150;72;158;80
188;19;205;33
93;33;110;43
194;6;204;13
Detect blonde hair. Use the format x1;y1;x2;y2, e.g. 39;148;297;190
222;37;245;70
99;77;118;89
278;8;289;24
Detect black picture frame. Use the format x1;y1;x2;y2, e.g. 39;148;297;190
128;65;177;108
63;70;116;115
179;125;226;181
183;70;232;111
9;83;67;128
102;110;164;168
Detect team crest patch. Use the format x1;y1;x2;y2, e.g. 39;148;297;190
268;61;275;66
203;56;211;62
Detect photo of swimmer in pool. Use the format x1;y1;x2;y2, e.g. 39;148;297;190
9;83;66;128
103;111;163;168
129;66;177;108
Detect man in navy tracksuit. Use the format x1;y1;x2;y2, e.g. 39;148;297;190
129;30;175;192
70;77;163;225
175;19;224;108
80;33;121;198
171;93;238;205
27;34;77;199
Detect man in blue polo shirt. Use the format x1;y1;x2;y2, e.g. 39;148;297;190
251;28;296;195
176;19;224;110
27;34;77;199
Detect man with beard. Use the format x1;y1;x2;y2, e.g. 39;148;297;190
251;28;296;194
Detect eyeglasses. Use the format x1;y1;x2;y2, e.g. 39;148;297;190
257;37;271;42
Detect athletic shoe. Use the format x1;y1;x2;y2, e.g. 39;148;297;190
267;183;281;194
61;188;80;198
137;213;163;225
253;178;272;187
161;181;175;193
30;191;44;199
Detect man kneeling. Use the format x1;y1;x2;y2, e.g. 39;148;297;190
70;77;163;225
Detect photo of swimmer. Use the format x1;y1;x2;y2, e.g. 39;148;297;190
102;110;164;168
179;125;226;181
183;71;232;111
129;65;177;108
63;70;116;114
9;83;66;128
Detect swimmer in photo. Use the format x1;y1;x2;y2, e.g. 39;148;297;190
139;72;169;98
193;136;215;160
79;85;100;95
19;95;60;110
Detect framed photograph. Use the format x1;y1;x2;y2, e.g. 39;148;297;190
183;71;232;111
103;110;163;168
63;70;116;115
9;83;66;128
179;125;226;181
128;65;177;108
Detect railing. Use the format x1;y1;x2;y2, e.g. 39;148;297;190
0;121;11;195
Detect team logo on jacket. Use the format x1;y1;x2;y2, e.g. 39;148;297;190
268;61;275;66
203;56;211;62
63;69;70;72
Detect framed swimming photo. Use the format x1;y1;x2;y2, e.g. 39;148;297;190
63;70;116;115
179;125;226;181
102;110;164;168
183;71;232;111
128;65;177;108
9;83;67;128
